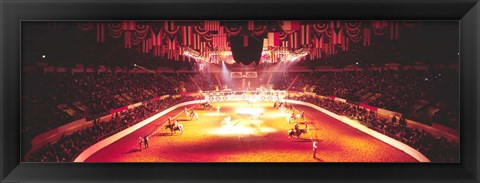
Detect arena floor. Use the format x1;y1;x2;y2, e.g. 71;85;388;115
85;101;418;162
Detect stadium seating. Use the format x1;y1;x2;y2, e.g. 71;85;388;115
23;67;459;162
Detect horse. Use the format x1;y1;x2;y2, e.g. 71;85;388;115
287;129;307;139
200;102;212;110
165;123;184;134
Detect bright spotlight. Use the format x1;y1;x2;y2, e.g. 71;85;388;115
210;116;277;136
42;55;46;59
235;107;264;116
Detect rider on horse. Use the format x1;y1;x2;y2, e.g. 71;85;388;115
288;121;308;140
166;120;183;134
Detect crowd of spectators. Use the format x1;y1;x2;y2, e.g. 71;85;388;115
170;73;198;92
287;95;459;162
285;69;459;127
190;73;217;91
26;95;202;162
270;72;296;90
22;72;210;135
22;73;79;149
288;72;323;92
22;72;209;156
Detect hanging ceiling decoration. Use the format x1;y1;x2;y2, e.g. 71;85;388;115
76;20;414;65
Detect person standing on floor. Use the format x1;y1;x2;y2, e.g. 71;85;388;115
144;135;149;149
138;137;143;151
312;141;318;158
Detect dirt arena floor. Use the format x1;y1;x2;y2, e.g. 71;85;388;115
85;101;418;162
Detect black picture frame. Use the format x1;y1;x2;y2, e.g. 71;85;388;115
1;0;479;182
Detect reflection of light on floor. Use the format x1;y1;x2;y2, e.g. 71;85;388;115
235;107;264;116
212;125;257;135
210;117;277;136
210;126;278;136
202;112;229;116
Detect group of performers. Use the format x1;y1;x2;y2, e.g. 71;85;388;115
164;102;219;134
138;135;149;150
275;101;311;139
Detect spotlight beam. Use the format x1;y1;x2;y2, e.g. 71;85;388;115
133;64;155;74
133;63;178;87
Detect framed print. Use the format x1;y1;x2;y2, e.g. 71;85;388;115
1;0;479;182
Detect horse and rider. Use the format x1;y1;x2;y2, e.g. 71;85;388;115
165;119;184;134
189;109;198;120
200;102;212;110
288;128;307;140
288;121;309;140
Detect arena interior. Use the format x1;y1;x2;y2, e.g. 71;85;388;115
21;21;459;163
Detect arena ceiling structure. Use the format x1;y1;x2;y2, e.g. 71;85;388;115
23;21;458;67
77;20;409;65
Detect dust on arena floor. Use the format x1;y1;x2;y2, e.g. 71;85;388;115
85;101;417;162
